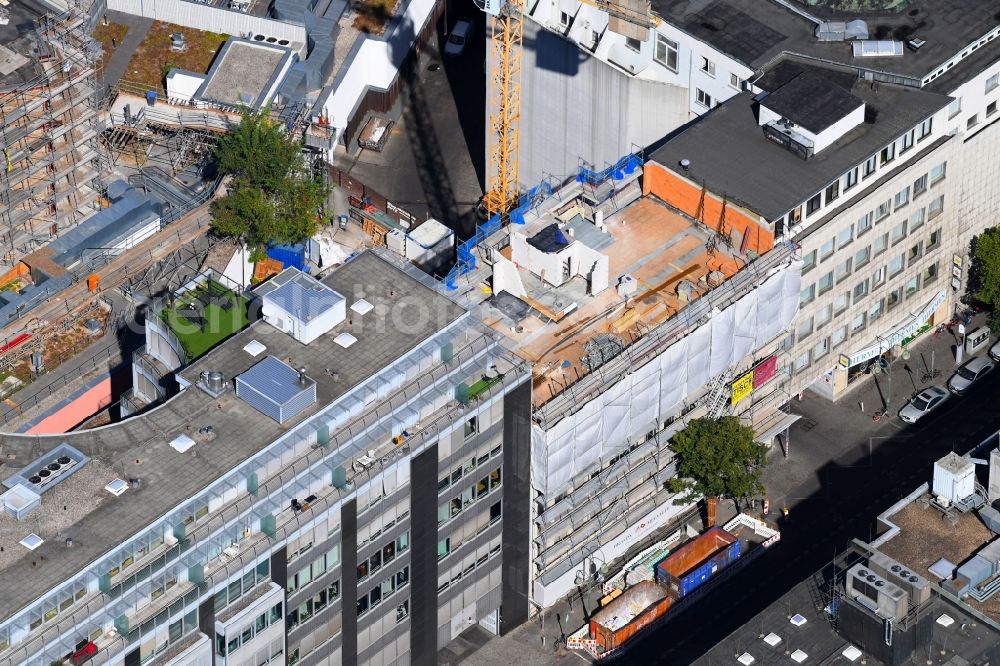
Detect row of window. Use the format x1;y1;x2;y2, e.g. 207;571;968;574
358;566;410;618
216;603;283;657
439;501;503;560
358;531;410;583
213;561;271;613
438;542;503;595
438;468;503;526
438;444;502;494
287;546;340;594
287;581;340;633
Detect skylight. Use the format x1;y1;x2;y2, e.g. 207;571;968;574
243;339;267;356
20;533;43;550
334;332;358;348
842;646;862;662
105;479;129;496
790;649;808;663
169;434;197;453
351;299;374;315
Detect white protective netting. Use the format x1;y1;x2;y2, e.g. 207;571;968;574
531;260;802;497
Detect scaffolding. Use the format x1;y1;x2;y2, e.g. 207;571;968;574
0;8;101;266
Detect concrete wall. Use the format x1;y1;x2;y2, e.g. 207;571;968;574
511;19;689;189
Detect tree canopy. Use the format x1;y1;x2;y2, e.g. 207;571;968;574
972;227;1000;319
210;110;327;249
667;416;768;506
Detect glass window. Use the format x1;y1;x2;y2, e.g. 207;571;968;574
894;187;910;209
900;129;915;152
397;566;410;587
890;220;907;244
913;174;928;196
918;117;933;140
818;271;833;294
907;242;923;264
802;249;817;272
826;181;840;204
862;155;877;178
464;416;478;438
851;312;866;334
857;211;873;235
928;229;941;250
844;167;859;191
625;37;641;51
928;195;944;219
437;502;449;524
813;337;829;359
833;292;849;315
369;550;382;574
948;98;961;118
357;560;368;581
909;208;925;232
987;73;999;92
869;299;884;323
836;225;853;247
475;476;489;498
490;501;503;521
397;600;410;622
438;538;450;559
834;258;852;283
889;253;905;277
831;325;848;346
800;284;815;306
369;586;381;607
730;73;740;89
383;541;396;563
796;316;813;340
807;194;822;215
930;162;947;184
700;56;715;76
397;532;410;552
875;200;891;220
924;262;939;282
989;101;998;116
357;595;369;616
815;304;833;329
820;238;835;259
880;143;895;164
872;266;886;287
654;34;678;71
905;275;920;296
794;351;811;371
968;114;979;129
874;232;889;255
329;580;340;599
888;287;903;309
853;279;869;302
855;246;871;268
490;468;502;489
696;88;712;108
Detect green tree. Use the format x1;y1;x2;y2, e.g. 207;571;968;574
667;416;768;508
972;227;1000;323
210;110;328;249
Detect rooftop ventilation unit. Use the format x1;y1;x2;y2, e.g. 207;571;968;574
846;563;908;621
852;40;904;58
867;551;931;605
815;20;868;42
907;38;925;52
235;355;317;423
2;484;41;520
2;443;89;495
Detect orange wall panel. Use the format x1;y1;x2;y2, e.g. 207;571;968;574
643;163;774;255
25;377;112;434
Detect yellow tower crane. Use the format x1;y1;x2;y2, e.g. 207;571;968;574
481;0;525;220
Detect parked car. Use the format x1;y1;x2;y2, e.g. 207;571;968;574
898;386;950;424
989;338;1000;362
445;18;474;57
947;356;996;395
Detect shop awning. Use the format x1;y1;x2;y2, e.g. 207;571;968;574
843;290;945;368
754;412;802;444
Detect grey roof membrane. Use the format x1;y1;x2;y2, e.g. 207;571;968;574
648;60;951;221
761;70;864;134
256;267;344;322
46;189;162;268
237;355;312;405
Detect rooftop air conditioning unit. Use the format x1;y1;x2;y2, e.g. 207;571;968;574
868;552;931;605
846;563;908;621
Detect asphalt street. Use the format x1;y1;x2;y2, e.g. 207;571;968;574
607;338;1000;665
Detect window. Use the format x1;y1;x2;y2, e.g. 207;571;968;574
927;194;944;219
796;316;814;340
490;500;502;522
887;286;903;309
853;279;869;302
894;187;910;209
913;174;928;197
790;206;802;224
907;242;923;265
989;101;998;116
948;98;962;118
844;167;859;191
987;73;999;92
890;220;907;244
729;73;740;89
695;89;712;108
875;200;891;221
855;245;871;269
836;225;853;248
924;262;938;282
927;228;941;250
807;194;822;216
802;249;817;272
820;238;835;260
862;155;877;178
591;30;600;47
813;337;829;360
869;299;884;323
464;416;478;438
888;253;905;277
654;34;678;71
833;292;849;315
918;117;933;140
826;181;840;204
800;283;815;306
397;600;410;623
815;304;832;329
930;163;947;184
559;11;570;27
968;114;979;129
905;275;921;297
872;265;886;288
818;271;834;294
835;258;852;283
874;232;889;255
880;143;895;165
900;129;915;153
831;325;847;346
794;351;811;372
625;37;641;52
851;312;867;334
857;211;873;236
700;56;715;76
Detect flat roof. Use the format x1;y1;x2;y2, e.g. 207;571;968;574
45;189;161;268
480;195;744;408
648;60;950;221
255;267;344;322
0;251;466;621
760;70;864;134
199;39;290;108
702;553;1000;665
654;0;1000;82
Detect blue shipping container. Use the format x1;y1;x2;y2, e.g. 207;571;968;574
266;243;307;271
676;540;742;598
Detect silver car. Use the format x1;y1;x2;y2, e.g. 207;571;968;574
898;386;950;424
947;356;995;395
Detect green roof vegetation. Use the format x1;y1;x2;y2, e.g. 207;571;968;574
161;281;249;360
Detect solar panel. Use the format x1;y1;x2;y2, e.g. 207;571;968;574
852;40;903;57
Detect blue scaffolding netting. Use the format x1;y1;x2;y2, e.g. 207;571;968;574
444;153;641;290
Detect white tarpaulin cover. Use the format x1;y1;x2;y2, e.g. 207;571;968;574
531;260;802;497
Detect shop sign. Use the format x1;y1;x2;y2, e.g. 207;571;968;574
846;291;945;367
731;370;754;406
731;355;778;406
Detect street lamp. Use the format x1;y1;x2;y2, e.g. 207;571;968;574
871;334;910;418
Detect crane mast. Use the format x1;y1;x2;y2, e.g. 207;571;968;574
483;0;524;220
